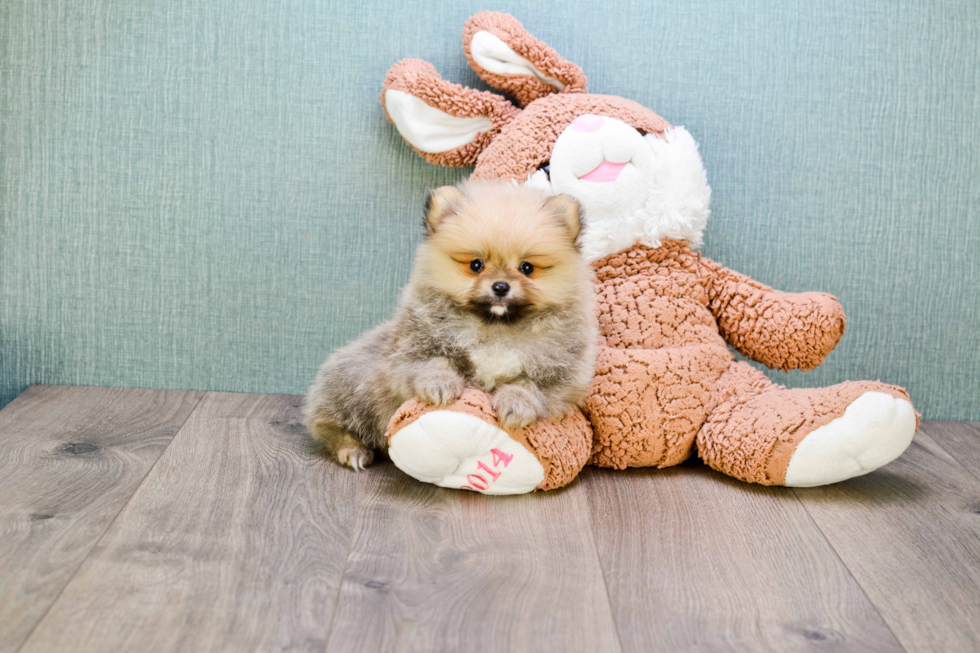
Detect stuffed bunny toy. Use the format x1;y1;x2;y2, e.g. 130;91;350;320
378;11;917;495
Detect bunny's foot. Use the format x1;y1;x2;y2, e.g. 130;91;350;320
386;389;592;494
697;362;918;486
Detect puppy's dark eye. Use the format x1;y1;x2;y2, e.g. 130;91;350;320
469;259;484;273
537;162;551;180
519;261;534;276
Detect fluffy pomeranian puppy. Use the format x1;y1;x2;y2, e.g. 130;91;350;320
304;180;597;470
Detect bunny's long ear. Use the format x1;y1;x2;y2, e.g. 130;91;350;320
463;12;587;108
381;59;519;167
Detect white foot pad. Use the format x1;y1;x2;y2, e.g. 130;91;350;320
785;392;916;487
388;410;544;495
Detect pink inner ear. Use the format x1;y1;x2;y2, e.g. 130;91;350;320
569;114;604;132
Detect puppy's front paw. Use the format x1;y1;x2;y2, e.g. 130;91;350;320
337;445;374;472
493;385;545;430
415;372;465;406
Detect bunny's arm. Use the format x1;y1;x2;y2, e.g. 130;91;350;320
698;256;846;371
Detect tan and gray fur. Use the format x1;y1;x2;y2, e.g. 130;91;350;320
304;181;597;470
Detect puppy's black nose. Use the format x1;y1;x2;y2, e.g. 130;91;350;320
492;281;510;297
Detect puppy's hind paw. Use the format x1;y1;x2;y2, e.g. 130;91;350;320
338;446;375;472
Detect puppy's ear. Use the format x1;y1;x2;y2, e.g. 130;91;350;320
424;186;465;234
544;194;583;243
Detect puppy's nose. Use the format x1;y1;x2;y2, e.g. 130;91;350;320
492;281;510;297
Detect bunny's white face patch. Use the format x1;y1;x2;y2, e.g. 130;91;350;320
549;115;654;219
524;118;711;263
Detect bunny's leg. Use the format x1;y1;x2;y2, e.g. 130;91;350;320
585;344;732;469
386;389;592;494
696;362;917;486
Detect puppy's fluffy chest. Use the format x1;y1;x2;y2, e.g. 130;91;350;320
466;339;523;390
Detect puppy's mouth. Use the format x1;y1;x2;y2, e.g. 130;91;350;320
470;299;529;322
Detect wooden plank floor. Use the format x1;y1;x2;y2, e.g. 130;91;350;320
0;386;203;653
2;386;978;653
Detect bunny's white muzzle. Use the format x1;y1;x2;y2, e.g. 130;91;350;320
524;115;712;263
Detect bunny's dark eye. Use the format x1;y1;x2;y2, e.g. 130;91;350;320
519;261;534;276
469;259;484;273
537;162;551;180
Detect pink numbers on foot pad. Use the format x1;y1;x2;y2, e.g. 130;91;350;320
460;448;514;492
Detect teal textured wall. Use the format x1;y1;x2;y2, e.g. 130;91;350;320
1;0;978;419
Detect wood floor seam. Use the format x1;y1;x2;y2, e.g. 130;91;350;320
4;387;977;653
17;392;365;652
321;469;367;653
923;425;980;485
11;389;208;653
582;479;627;653
789;430;980;652
789;489;911;653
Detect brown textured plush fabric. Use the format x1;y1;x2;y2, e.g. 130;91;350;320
701;258;847;371
593;242;721;350
588;243;735;469
585;240;874;482
471;94;670;183
380;12;917;491
696;363;915;485
586;344;730;469
591;241;845;366
380;59;520;167
387;240;909;487
385;389;592;491
524;406;594;491
462;11;588;107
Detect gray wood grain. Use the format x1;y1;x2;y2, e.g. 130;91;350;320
922;421;980;482
18;392;362;653
326;464;622;653
6;385;979;653
0;385;202;653
583;462;904;653
794;429;980;653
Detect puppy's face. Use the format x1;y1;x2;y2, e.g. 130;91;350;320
415;181;585;322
